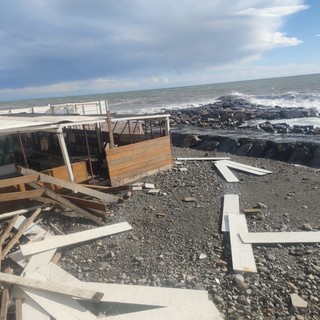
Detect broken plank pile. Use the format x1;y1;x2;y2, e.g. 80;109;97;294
5;166;120;224
0;212;223;320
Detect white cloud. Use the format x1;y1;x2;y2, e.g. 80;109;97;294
0;0;310;100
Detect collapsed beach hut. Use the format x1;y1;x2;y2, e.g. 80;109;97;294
0;104;173;189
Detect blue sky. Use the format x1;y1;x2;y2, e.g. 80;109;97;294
0;0;319;101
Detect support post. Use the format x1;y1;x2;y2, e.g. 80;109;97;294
106;100;115;148
165;116;170;136
56;130;74;183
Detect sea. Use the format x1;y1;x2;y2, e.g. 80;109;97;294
1;73;320;121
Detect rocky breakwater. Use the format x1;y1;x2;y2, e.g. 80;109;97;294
169;95;320;168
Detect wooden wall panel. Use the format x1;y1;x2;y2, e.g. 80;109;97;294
106;136;173;187
41;161;89;190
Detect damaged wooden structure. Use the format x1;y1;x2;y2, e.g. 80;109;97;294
0;111;173;189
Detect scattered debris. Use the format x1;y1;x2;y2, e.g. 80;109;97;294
183;196;197;202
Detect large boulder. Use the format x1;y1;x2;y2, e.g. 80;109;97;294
218;138;239;153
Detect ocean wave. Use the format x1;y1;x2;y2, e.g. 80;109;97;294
232;91;320;110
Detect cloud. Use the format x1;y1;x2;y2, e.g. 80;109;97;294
0;0;308;98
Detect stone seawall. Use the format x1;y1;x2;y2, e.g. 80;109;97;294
167;95;320;168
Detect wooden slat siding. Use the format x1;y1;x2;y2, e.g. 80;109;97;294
41;162;88;190
0;174;39;189
107;137;169;163
106;136;173;187
110;153;172;179
0;189;44;202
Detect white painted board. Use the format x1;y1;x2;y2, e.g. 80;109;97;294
239;231;320;244
176;157;230;161
20;222;132;256
99;301;224;320
214;161;239;182
48;263;210;307
221;194;240;232
222;160;272;175
228;214;257;273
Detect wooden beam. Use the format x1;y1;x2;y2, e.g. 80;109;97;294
15;298;23;320
28;182;103;225
0;189;44;202
1;208;42;259
0;174;39;189
0;273;103;302
228;214;257;273
214;161;239;183
221;194;240;232
0;268;11;320
20;222;132;256
19;167;118;203
239;231;320;244
0;215;19;246
62;194;108;213
0;206;50;221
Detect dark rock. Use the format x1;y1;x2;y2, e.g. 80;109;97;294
235;143;253;156
218;138;239;153
247;143;265;158
195;138;220;151
288;147;311;164
280;109;305;119
307;147;320;168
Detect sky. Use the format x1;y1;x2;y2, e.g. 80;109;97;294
0;0;319;101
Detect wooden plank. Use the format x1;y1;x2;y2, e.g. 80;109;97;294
228;214;257;273
48;263;210;307
0;205;50;221
12;285;51;320
221;194;240;232
1;208;42;259
0;174;39;189
14;215;47;241
222;160;272;175
19;167;118;203
20;222;132;256
113;163;172;187
28;182;103;224
20;287;96;320
0;287;9;319
0;215;19;246
106;136;173;187
62;194;108;212
176;157;230;161
42;161;88;184
0;272;103;302
0;189;44;202
100;301;224;320
239;231;320;244
214;161;239;182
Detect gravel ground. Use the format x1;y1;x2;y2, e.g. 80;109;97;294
21;147;320;319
